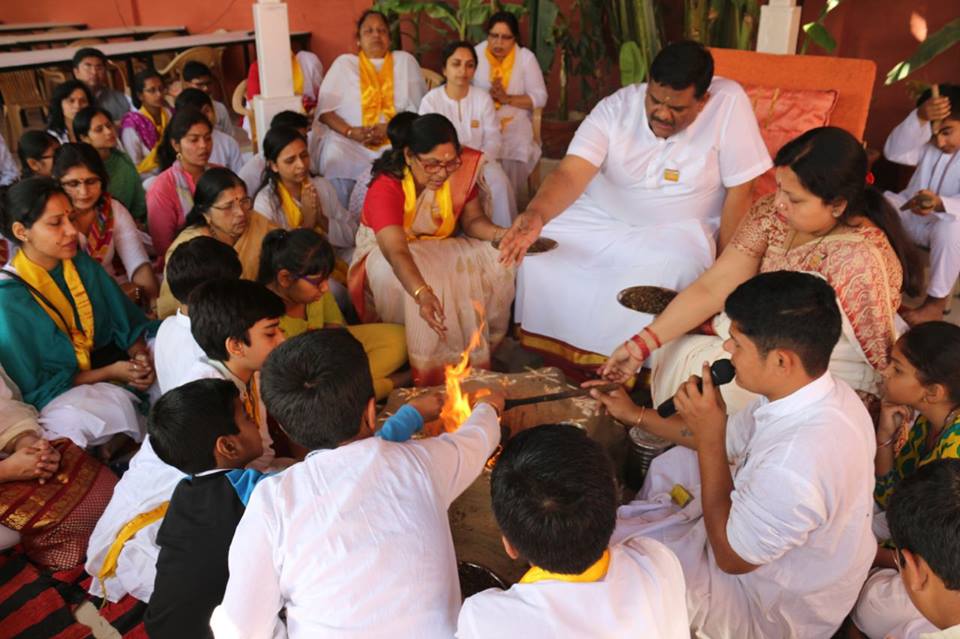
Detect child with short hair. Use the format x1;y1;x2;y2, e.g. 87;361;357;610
144;378;270;639
853;321;960;639
884;84;960;325
258;227;407;399
886;459;960;638
457;423;688;638
211;330;504;638
181;61;235;137
154;236;242;393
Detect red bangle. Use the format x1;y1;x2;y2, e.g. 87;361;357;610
627;334;651;361
643;326;662;349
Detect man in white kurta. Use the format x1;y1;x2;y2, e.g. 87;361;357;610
473;40;547;197
883;86;960;324
210;402;501;639
504;43;770;366
420;84;517;226
314;50;425;204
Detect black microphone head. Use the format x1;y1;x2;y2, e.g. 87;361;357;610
710;359;736;385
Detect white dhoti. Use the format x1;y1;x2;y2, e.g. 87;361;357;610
896;205;960;298
39;383;145;449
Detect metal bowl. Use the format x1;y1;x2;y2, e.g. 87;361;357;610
616;285;678;315
491;236;558;254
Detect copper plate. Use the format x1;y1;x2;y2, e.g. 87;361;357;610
617;285;678;315
491;236;558;254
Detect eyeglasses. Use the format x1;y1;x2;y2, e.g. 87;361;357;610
298;274;328;288
60;177;101;190
415;154;462;175
210;197;252;213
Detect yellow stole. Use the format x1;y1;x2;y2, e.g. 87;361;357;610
291;53;304;95
485;45;516;109
401;168;456;240
358;51;396;147
136;107;168;174
520;549;611;584
98;501;169;583
275;181;349;283
12;252;95;371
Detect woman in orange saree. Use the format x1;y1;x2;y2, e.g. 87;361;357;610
349;113;515;386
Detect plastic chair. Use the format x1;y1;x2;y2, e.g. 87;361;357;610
159;47;224;99
232;79;257;153
0;71;48;153
421;68;443;91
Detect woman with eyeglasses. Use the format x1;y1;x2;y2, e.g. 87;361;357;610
351;112;513;386
419;40;517;227
52;143;158;306
74;106;148;227
46;80;94;144
119;68;171;181
0;177;154;453
146;108;214;263
156;167;277;318
315;10;427;207
473;11;547;201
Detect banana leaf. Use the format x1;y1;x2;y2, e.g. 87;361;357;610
619;40;647;86
886;17;960;85
801;21;837;53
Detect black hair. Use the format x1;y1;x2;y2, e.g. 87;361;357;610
888;459;960;591
898;321;960;405
166;235;242;302
130;67;163;109
148;378;241;474
254;126;308;199
72;106;113;142
46;80;94;135
270;110;310;131
491;424;617;574
916;84;960;121
0;177;66;245
649;41;714;99
158;107;212;170
775;126;923;297
72;47;107;68
261;330;373;450
181;166;246;229
257;228;335;286
486;11;521;44
182;61;213;83
724;271;841;377
17;131;60;178
371;112;460;180
356;9;390;36
440;40;478;72
52;143;110;208
174;87;214;113
189;278;285;362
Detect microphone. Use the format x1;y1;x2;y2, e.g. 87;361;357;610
656;359;736;418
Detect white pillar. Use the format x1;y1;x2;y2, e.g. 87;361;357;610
756;0;802;54
252;0;303;151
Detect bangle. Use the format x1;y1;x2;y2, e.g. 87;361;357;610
412;283;432;302
643;326;662;349
635;406;646;428
878;435;896;448
626;333;651;362
345;127;353;139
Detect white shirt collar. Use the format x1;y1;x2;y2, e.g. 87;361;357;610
752;373;836;427
175;308;191;328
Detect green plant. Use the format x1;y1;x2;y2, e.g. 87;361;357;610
684;0;760;51
526;0;562;75
608;0;661;86
799;0;845;54
885;17;960;85
553;0;609;118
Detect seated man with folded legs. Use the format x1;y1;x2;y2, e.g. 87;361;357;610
592;271;876;638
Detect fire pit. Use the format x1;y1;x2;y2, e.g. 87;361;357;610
378;366;628;585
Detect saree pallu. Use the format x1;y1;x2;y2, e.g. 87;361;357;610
0;440;116;570
349;149;515;386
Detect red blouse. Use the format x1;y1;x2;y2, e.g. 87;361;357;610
361;173;478;233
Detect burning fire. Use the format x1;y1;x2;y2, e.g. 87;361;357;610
438;304;486;432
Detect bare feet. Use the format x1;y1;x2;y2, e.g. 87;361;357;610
902;296;948;326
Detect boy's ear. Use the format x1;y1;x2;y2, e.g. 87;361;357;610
214;434;240;463
361;397;377;436
225;336;246;360
900;549;931;593
277;268;296;289
500;535;520;560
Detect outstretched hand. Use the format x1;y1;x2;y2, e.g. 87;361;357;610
497;211;543;267
598;342;644;384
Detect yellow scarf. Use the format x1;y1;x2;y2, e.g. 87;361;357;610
12;252;95;371
485;45;516;109
401;168;456;240
520;549;611;584
291;53;304;95
358;51;395;147
136;107;168;174
98;501;169;583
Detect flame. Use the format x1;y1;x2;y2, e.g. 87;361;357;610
438;303;486;432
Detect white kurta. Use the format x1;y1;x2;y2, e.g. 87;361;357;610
315;51;426;183
210;129;245;174
456;535;689;639
515;78;771;358
0;131;19;187
238;154;266;198
419;85;517;226
77;199;150;285
853;567;938;639
210;403;501;639
153;310;206;394
252;175;358;250
883;108;960;298
616;373;876;639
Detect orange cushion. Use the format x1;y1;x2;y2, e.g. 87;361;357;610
743;86;839;197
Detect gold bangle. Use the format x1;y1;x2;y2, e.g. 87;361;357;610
412;284;431;301
345;127;353;139
636;406;646;428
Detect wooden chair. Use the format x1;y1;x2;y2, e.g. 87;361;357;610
0;71;49;152
38;67;67;102
421;68;443;91
144;31;186;75
232;79;256;153
107;60;129;96
159;47;224;99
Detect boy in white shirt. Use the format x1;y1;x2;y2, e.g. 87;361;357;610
884;84;960;325
457;423;689;639
175;89;245;174
154;236;242;394
181;61;236;139
592;271;876;638
211;330;505;639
